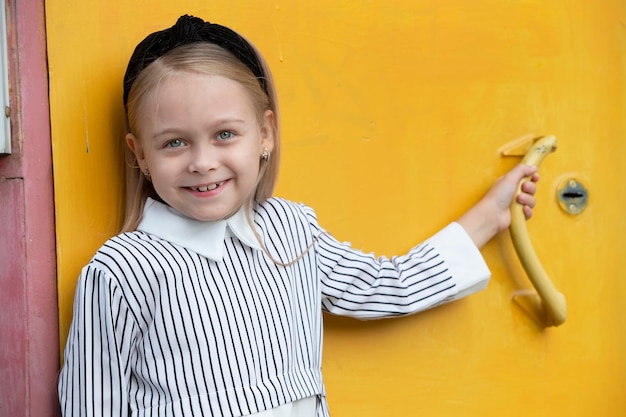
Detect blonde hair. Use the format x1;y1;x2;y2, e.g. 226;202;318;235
121;42;280;232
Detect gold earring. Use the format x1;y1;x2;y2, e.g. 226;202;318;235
262;148;270;161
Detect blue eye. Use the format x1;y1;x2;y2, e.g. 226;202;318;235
217;131;234;140
166;138;184;148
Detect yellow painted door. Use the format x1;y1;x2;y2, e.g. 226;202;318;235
48;1;626;415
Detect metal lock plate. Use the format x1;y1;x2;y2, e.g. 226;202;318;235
557;178;588;215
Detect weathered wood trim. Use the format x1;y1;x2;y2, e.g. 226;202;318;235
0;0;58;415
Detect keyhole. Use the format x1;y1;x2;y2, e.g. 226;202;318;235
557;178;588;215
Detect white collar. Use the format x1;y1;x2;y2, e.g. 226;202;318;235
137;198;262;262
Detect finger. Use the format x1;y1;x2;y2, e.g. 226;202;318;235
508;164;538;184
523;205;534;220
520;164;538;177
520;181;537;195
517;193;536;208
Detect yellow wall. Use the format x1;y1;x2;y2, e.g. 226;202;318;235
48;1;626;415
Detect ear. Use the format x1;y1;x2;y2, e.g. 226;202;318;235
260;110;276;153
126;133;146;168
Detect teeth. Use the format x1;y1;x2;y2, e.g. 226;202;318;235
195;182;223;192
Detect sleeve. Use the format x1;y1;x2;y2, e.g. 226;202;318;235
310;211;491;319
425;222;491;300
58;264;138;417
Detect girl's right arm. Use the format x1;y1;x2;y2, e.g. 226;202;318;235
59;266;136;417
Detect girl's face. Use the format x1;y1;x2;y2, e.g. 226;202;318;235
127;73;275;222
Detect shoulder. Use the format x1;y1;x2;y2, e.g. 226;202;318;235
86;231;171;279
253;198;324;259
254;197;319;228
93;230;158;259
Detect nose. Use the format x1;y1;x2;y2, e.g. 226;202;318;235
188;143;218;174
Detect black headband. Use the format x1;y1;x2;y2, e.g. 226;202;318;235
123;15;268;107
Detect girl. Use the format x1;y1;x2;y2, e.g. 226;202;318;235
58;14;539;417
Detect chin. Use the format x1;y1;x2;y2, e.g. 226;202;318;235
190;210;233;222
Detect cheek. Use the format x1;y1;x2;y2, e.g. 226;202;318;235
237;143;263;165
245;156;262;176
238;153;262;181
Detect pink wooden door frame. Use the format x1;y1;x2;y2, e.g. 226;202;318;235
0;0;59;416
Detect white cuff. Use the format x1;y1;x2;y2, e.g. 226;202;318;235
426;222;491;300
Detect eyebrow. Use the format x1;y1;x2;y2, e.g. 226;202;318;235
152;118;248;139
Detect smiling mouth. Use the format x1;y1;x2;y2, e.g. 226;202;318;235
190;181;225;192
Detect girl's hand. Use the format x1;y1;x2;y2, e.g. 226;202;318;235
457;164;539;248
485;164;539;231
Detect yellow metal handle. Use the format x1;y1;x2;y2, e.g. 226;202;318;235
510;135;567;326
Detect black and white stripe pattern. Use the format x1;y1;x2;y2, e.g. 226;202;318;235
59;197;489;417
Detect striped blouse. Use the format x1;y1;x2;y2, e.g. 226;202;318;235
58;197;490;417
